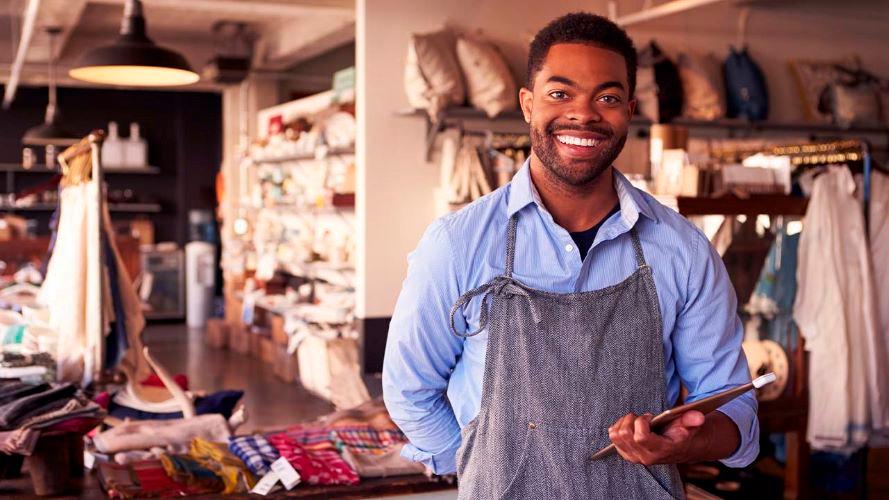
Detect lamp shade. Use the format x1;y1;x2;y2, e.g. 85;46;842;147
22;121;79;147
69;0;198;87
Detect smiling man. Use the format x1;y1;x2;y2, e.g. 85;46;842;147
383;12;758;499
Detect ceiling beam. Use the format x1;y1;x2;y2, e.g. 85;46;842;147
255;16;354;70
3;0;41;109
88;0;353;17
613;0;734;26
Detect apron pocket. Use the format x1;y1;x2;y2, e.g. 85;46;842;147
640;463;684;499
496;426;533;500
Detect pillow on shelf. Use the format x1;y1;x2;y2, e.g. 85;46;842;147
678;52;725;121
828;82;881;128
455;34;517;118
789;58;857;123
404;28;465;119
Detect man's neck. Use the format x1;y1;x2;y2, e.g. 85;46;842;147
528;154;620;233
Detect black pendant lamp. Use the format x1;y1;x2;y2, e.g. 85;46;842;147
23;27;78;147
69;0;199;87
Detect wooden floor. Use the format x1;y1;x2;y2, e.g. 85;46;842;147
142;323;384;433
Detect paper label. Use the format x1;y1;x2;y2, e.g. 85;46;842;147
270;457;301;490
251;471;280;495
84;451;96;470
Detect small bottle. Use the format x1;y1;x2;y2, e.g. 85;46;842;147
102;122;124;167
124;122;148;168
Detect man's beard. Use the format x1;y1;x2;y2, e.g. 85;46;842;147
530;121;627;188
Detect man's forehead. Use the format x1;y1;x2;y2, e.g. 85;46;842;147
536;43;628;85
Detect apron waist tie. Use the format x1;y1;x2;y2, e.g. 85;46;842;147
449;275;542;338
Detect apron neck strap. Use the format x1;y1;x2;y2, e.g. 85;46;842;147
629;226;648;269
504;215;518;278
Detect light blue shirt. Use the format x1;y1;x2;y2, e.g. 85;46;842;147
382;162;759;474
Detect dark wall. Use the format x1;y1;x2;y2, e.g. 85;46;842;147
0;86;222;244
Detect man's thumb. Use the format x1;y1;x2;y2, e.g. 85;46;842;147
679;410;705;428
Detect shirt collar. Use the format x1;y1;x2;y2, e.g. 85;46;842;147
506;160;658;224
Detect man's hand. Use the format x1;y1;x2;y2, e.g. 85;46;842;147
607;410;740;465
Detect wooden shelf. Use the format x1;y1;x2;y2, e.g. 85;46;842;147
251;146;355;164
0;163;160;174
401;106;889;160
0;202;162;213
677;194;808;216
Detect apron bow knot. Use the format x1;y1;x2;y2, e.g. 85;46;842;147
449;275;542;338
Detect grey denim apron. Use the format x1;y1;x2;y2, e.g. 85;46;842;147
450;215;684;499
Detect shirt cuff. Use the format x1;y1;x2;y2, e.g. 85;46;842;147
400;442;458;475
716;397;760;468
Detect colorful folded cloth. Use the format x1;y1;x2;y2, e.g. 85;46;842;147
267;432;359;486
108;390;243;421
188;437;256;494
330;425;407;454
283;423;337;451
228;434;279;476
0;383;76;429
93;414;231;454
340;443;427;478
317;397;401;431
0;428;39;455
159;454;225;493
0;382;49;406
99;459;212;499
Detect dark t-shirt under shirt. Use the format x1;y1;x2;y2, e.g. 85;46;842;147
569;203;621;261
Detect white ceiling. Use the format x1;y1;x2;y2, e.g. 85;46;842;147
0;0;355;90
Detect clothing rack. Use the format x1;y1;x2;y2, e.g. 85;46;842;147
57;130;106;384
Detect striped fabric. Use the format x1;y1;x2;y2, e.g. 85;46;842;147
228;435;280;476
331;425;407;455
267;432;359;486
383;162;759;474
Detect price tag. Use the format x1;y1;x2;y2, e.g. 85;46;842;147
84;451;96;470
250;471;280;496
270;457;301;490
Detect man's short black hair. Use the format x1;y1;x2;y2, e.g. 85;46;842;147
527;12;637;98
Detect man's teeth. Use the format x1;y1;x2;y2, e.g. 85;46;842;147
556;135;598;147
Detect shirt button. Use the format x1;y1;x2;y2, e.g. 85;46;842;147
565;244;573;252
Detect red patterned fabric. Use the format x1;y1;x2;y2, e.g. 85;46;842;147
267;432;359;486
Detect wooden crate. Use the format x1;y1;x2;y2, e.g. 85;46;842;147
205;318;229;349
271;314;288;346
273;345;299;383
229;324;250;354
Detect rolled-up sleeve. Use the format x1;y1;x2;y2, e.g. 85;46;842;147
382;218;464;475
673;231;760;468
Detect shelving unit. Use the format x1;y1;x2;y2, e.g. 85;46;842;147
0;163;161;174
0;202;162;213
677;194;808;216
400;106;889;161
251;147;355;164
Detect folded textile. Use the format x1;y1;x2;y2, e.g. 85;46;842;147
267;432;359;486
341;443;426;478
108;390;243;421
0;428;39;455
0;383;76;429
111;384;186;414
41;415;103;434
98;459;210;499
188;437;255;493
159;454;225;493
317;397;400;431
0;382;49;406
283;423;338;450
228;434;280;476
140;373;188;391
93;413;231;454
15;395;102;430
330;425;407;454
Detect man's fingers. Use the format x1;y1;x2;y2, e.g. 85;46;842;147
633;413;653;440
610;414;642;463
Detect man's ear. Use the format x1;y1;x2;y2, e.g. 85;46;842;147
627;98;637;119
519;87;533;123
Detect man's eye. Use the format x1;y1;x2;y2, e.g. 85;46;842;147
549;91;568;100
599;95;621;105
